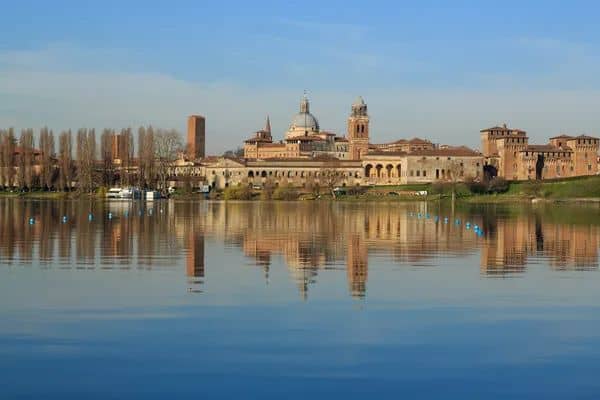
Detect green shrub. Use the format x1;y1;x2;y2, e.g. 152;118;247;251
487;177;509;194
272;184;299;200
223;185;252;200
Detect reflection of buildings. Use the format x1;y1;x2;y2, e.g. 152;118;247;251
347;235;368;299
1;200;600;298
480;216;599;275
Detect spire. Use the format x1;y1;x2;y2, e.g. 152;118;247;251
300;91;310;113
264;115;271;134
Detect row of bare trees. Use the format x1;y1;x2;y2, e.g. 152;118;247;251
0;126;182;192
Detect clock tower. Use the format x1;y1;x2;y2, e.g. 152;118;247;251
347;96;369;160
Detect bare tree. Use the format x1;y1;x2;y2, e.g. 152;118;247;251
319;160;345;199
18;129;35;190
76;128;97;193
446;160;463;204
137;126;146;187
58;130;73;191
154;129;182;194
305;175;320;197
100;129;115;187
0;130;4;188
0;129;16;188
39;127;55;189
144;126;156;188
137;126;156;188
1;128;16;188
119;128;133;187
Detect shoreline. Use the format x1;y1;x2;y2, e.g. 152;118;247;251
2;191;600;205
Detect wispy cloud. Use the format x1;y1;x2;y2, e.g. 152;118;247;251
1;45;600;153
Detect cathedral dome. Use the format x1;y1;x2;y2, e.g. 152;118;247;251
286;94;320;138
290;112;320;131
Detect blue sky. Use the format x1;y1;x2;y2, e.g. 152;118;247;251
2;0;600;153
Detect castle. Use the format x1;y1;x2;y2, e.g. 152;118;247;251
481;124;599;180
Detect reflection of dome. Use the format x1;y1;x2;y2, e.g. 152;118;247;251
286;94;320;138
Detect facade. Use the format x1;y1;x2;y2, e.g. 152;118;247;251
188;95;484;189
481;124;599;180
184;96;600;189
187;115;206;160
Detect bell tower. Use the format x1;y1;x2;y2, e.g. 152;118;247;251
347;96;369;160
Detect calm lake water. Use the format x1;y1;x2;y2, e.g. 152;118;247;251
1;199;600;399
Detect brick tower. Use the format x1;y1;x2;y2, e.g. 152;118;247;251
187;115;205;160
347;96;369;160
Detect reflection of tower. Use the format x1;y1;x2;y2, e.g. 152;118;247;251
347;234;368;298
186;232;205;278
347;96;369;160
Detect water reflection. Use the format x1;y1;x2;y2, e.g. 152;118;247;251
0;199;598;299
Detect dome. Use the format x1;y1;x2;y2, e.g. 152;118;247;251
286;94;320;138
290;112;319;130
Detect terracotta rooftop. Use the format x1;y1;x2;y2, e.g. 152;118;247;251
256;142;286;147
408;137;432;144
571;134;599;140
549;134;573;140
380;137;432;145
285;136;325;142
367;151;408;156
409;146;481;157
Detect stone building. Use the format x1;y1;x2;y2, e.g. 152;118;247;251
481;124;599;180
185;94;484;189
243;95;353;160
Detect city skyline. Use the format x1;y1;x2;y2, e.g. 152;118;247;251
3;1;600;153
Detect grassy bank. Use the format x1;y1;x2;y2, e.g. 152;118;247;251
177;176;600;202
0;191;69;199
3;175;599;203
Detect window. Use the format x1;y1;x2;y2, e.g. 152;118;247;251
416;170;420;177
423;170;427;177
410;170;414;177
